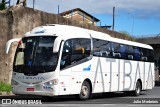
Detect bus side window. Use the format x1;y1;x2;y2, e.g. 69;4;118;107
93;39;111;57
60;38;91;70
111;42;121;58
60;40;72;70
71;38;91;63
127;45;134;60
133;47;140;61
141;48;148;61
147;49;154;62
119;44;127;59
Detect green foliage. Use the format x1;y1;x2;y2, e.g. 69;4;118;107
119;31;136;41
0;0;6;10
119;31;131;38
0;82;12;92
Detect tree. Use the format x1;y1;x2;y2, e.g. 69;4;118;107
119;31;135;41
0;0;6;10
119;31;131;38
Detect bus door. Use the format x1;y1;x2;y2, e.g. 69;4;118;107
59;39;81;95
59;67;71;95
59;41;72;95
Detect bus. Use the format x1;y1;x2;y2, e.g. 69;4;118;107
6;24;155;100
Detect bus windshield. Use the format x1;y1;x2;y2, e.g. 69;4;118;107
13;36;58;75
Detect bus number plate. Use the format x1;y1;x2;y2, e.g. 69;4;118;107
27;88;34;91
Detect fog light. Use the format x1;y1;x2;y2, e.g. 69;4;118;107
44;79;58;85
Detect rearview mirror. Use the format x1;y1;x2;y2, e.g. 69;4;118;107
53;37;63;53
5;38;21;54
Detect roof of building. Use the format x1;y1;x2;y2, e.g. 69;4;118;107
60;8;100;22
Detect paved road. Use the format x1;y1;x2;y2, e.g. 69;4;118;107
0;86;160;107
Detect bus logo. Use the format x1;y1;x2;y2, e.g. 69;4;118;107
83;65;91;71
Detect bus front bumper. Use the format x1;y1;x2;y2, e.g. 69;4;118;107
12;85;59;96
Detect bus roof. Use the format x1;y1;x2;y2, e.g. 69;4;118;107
24;24;153;50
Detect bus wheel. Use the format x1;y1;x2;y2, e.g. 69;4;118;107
79;81;91;100
133;81;141;96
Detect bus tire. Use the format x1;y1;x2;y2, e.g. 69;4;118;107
132;80;141;96
78;81;91;100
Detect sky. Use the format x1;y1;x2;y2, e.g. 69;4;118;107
6;0;160;37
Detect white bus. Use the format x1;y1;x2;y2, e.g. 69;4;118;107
6;24;155;100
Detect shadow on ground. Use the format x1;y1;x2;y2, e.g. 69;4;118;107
155;81;160;86
0;91;148;104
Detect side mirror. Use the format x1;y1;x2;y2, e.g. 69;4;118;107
53;37;63;53
5;38;21;54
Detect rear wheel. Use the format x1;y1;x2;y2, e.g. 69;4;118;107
78;81;91;100
132;81;142;96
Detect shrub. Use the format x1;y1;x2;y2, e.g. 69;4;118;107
0;82;12;92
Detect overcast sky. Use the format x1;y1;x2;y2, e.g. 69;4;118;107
8;0;160;36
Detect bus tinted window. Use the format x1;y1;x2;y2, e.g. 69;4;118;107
147;49;154;62
141;48;148;61
133;47;141;61
71;38;91;62
127;46;134;60
93;39;111;57
92;38;153;62
111;42;121;58
119;44;127;59
60;38;91;69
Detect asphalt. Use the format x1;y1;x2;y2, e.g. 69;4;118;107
0;82;160;107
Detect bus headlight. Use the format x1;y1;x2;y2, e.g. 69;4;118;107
44;79;58;85
11;79;19;85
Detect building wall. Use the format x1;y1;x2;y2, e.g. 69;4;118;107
62;11;97;25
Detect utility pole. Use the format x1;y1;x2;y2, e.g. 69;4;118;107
58;5;59;14
112;6;115;31
33;0;35;9
9;0;10;7
131;16;134;36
